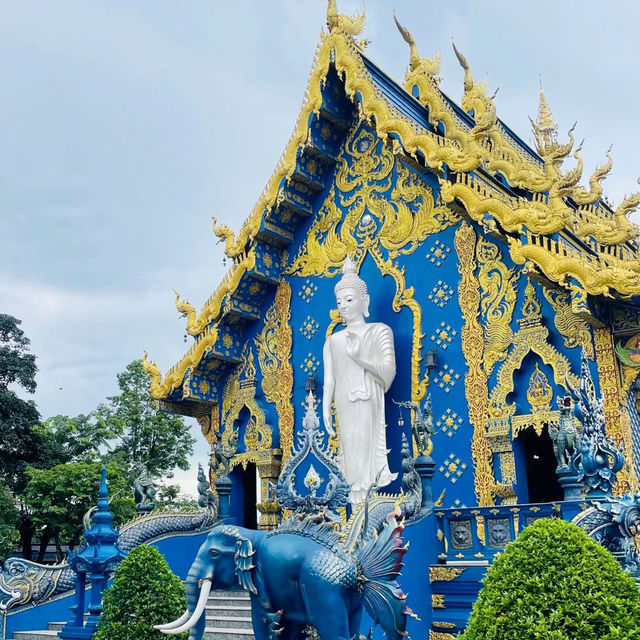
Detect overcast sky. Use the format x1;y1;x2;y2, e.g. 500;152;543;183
3;0;639;495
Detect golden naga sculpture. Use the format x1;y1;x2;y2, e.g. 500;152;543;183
452;40;495;121
572;146;612;205
173;290;209;336
573;179;640;245
142;349;163;397
451;41;502;152
393;11;441;82
326;0;365;37
211;216;242;258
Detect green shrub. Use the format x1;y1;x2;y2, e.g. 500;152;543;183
94;545;187;640
461;517;640;640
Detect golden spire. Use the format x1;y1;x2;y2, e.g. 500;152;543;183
536;78;557;145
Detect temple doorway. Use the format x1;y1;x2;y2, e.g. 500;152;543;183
229;462;258;529
242;463;258;529
518;427;563;504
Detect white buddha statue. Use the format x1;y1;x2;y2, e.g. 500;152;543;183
322;255;397;505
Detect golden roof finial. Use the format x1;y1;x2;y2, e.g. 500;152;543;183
452;40;473;93
326;0;365;36
393;10;420;71
394;10;440;81
536;77;558;143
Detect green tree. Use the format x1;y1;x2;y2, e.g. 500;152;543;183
24;462;135;560
0;314;41;559
156;484;198;511
0;480;19;560
461;518;640;640
0;314;40;493
94;545;188;640
32;413;116;467
97;360;195;483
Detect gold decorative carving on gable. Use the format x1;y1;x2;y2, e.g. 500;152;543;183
455;223;496;507
543;287;594;358
476;237;518;375
287;126;458;402
255;281;294;460
220;345;272;457
594;328;638;495
486;280;579;436
288;127;457;277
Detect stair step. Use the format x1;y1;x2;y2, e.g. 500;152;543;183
209;595;250;602
204;628;254;640
14;632;60;640
209;590;250;599
207;605;252;617
47;622;65;631
206;615;253;629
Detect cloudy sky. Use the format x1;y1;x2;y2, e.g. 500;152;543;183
3;0;639;494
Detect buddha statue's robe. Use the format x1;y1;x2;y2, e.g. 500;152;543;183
323;322;397;504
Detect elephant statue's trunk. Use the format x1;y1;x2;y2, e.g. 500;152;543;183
154;579;211;636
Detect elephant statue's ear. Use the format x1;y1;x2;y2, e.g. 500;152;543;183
234;537;257;594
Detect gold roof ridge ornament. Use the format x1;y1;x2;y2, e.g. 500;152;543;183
326;0;366;37
393;10;441;83
535;80;557;145
451;40;492;120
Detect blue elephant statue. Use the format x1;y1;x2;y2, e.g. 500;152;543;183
155;511;413;640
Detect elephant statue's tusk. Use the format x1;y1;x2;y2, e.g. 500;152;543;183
157;579;212;635
153;609;191;631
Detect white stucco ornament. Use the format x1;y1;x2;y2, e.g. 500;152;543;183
322;255;397;505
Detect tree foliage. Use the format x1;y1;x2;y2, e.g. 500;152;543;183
0;480;19;559
97;360;195;482
24;463;135;554
461;518;640;640
32;414;116;467
0;314;40;493
94;545;187;640
156;484;198;511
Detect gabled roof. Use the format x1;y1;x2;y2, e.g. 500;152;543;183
143;4;640;406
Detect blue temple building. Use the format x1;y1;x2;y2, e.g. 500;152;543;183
141;3;640;637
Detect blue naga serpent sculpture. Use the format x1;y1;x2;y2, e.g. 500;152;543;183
0;509;217;612
155;509;415;640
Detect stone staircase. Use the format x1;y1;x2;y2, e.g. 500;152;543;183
12;589;254;640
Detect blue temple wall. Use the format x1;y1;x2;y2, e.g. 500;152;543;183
213;114;613;520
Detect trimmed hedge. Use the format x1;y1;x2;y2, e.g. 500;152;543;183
94;545;187;640
461;517;640;640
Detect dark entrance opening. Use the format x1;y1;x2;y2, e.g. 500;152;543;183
518;427;563;503
243;462;258;530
